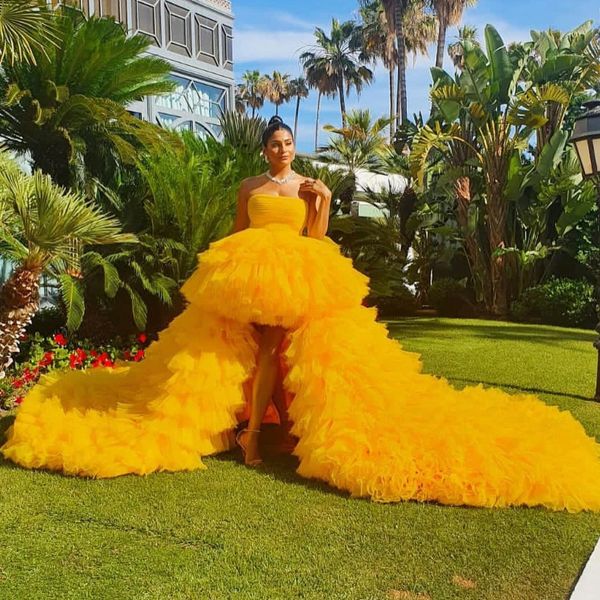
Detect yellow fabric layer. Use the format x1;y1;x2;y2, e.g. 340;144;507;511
2;193;600;511
1;310;257;477
283;306;600;512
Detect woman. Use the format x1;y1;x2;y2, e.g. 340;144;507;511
2;116;600;512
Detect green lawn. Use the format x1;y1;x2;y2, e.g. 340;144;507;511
1;318;599;600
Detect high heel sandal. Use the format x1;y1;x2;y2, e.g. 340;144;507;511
235;428;263;467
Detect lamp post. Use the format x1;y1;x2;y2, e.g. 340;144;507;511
571;99;600;401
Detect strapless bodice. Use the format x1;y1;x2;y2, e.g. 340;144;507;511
248;194;307;233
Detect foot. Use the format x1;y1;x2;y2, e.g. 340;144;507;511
236;429;263;467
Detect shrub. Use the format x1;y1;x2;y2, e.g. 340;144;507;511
368;285;418;318
428;278;475;317
510;277;596;329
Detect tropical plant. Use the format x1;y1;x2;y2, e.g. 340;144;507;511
321;109;392;174
428;0;477;69
411;23;600;316
0;5;175;188
261;71;290;116
0;153;137;376
288;77;309;139
300;18;373;127
0;0;57;66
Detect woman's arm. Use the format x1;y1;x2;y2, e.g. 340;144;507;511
230;181;251;235
300;178;332;240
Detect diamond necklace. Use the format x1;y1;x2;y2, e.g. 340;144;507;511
265;170;296;185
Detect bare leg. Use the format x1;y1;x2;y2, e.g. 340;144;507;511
239;324;286;465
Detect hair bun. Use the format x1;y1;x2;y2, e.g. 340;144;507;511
268;115;284;126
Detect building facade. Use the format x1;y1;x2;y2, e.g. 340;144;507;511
82;0;234;138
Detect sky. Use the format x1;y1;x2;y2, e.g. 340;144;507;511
232;0;600;152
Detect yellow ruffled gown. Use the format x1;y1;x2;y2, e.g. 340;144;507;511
2;193;600;512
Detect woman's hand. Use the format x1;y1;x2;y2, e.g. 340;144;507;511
298;177;331;203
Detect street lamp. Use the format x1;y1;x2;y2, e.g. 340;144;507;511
571;99;600;402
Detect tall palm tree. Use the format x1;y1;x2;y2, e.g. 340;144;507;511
300;18;373;127
288;77;309;138
381;0;410;126
381;1;437;127
0;153;138;376
0;5;175;189
0;0;57;66
359;0;398;140
303;62;337;152
429;0;478;69
261;71;290;116
239;69;266;117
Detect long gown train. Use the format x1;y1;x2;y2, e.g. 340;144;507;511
2;194;600;512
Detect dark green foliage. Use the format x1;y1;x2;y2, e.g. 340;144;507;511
428;277;476;317
510;277;596;329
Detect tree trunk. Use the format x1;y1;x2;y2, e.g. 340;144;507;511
0;265;42;378
435;19;447;68
294;96;301;139
454;176;492;311
395;5;408;126
389;66;395;142
339;79;346;126
275;102;279;116
315;91;322;152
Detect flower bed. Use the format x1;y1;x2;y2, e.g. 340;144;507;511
0;331;150;410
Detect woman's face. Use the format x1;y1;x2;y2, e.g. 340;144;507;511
263;128;295;169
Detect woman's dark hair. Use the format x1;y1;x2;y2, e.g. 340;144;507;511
261;116;294;147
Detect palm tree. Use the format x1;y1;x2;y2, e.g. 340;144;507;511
322;109;392;174
359;0;398;139
302;59;338;151
261;71;291;116
429;0;478;69
239;69;266;117
300;18;373;127
0;0;57;65
0;5;175;189
381;0;410;126
288;77;309;139
380;1;437;127
0;153;138;376
235;83;249;114
447;25;479;69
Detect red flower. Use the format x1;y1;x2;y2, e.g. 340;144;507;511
90;350;98;358
14;396;24;405
53;333;68;347
133;349;145;362
69;348;87;369
39;351;54;367
11;378;24;389
123;350;131;360
137;333;147;344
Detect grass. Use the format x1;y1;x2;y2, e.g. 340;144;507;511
1;318;599;600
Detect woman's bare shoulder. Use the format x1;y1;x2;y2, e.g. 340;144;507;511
239;175;266;195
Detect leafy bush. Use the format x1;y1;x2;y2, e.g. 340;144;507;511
510;277;596;328
428;278;476;317
367;285;418;318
